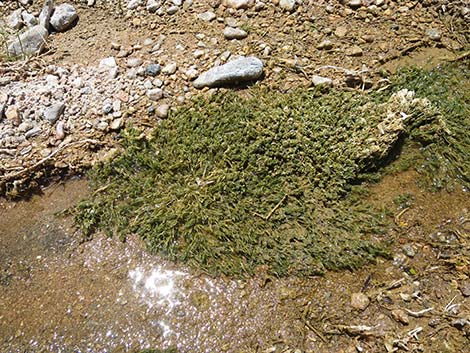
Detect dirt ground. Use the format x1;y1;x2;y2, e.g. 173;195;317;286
1;1;469;352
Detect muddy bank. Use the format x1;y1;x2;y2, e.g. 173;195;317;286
1;173;469;352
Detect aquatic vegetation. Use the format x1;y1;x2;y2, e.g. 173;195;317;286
75;63;469;277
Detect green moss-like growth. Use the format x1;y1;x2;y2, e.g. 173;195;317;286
385;62;470;189
75;63;468;277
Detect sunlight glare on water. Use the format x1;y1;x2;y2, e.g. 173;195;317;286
128;266;186;309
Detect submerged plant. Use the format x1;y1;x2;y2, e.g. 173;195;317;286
75;63;468;277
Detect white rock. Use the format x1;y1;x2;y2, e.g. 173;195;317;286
8;25;49;57
146;88;163;101
193;56;263;89
128;0;143;10
162;62;178;75
155;104;170;118
126;57;144;67
167;5;179;14
198;11;216;22
224;0;255;9
312;75;333;86
279;0;296;11
50;4;78;32
146;0;162;12
99;57;117;70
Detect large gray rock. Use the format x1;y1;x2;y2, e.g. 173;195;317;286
7;25;49;57
39;0;54;30
50;3;78;32
193;56;263;89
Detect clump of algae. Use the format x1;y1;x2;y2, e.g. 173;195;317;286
75;63;468;277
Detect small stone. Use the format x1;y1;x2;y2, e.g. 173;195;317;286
39;0;54;30
110;118;124;130
126;57;143;68
335;26;348;38
348;0;363;9
99;57;117;70
146;88;163;101
312;75;333;86
162;62;178;75
167;5;179;15
43;103;65;124
345;45;363;56
50;3;78;32
193;56;263;89
5;106;21;126
55;121;65;140
103;99;113;114
224;0;255;10
146;0;162;12
459;281;470;297
128;0;143;10
317;40;333;50
22;11;38;27
279;0;296;12
145;63;161;76
185;67;199;80
351;292;370;311
223;27;248;40
426;28;441;41
391;309;409;325
402;244;416;258
25;126;41;139
155;104;170;118
198;11;216;22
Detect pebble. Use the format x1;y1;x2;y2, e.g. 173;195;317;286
224;0;255;10
127;58;144;68
312;75;333;86
391;309;409;325
348;0;363;9
345;45;363;56
145;63;161;76
402;244;416;258
146;0;161;12
198;11;216;22
50;3;78;32
22;11;38;27
155;104;170;118
43;103;65;124
127;0;143;10
162;62;178;75
279;0;296;12
5;106;21;126
335;26;348;38
193;56;263;89
317;40;333;50
167;5;179;15
110;118;124;130
223;27;248;40
55;121;65;140
146;88;163;101
350;292;370;311
459;281;470;297
39;0;54;30
426;28;441;41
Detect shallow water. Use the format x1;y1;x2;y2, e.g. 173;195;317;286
1;174;468;352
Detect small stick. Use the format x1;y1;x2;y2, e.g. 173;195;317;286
394;207;410;225
265;194;288;221
305;321;327;343
405;307;434;317
387;278;405;290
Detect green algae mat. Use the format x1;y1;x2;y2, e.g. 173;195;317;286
76;63;469;277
